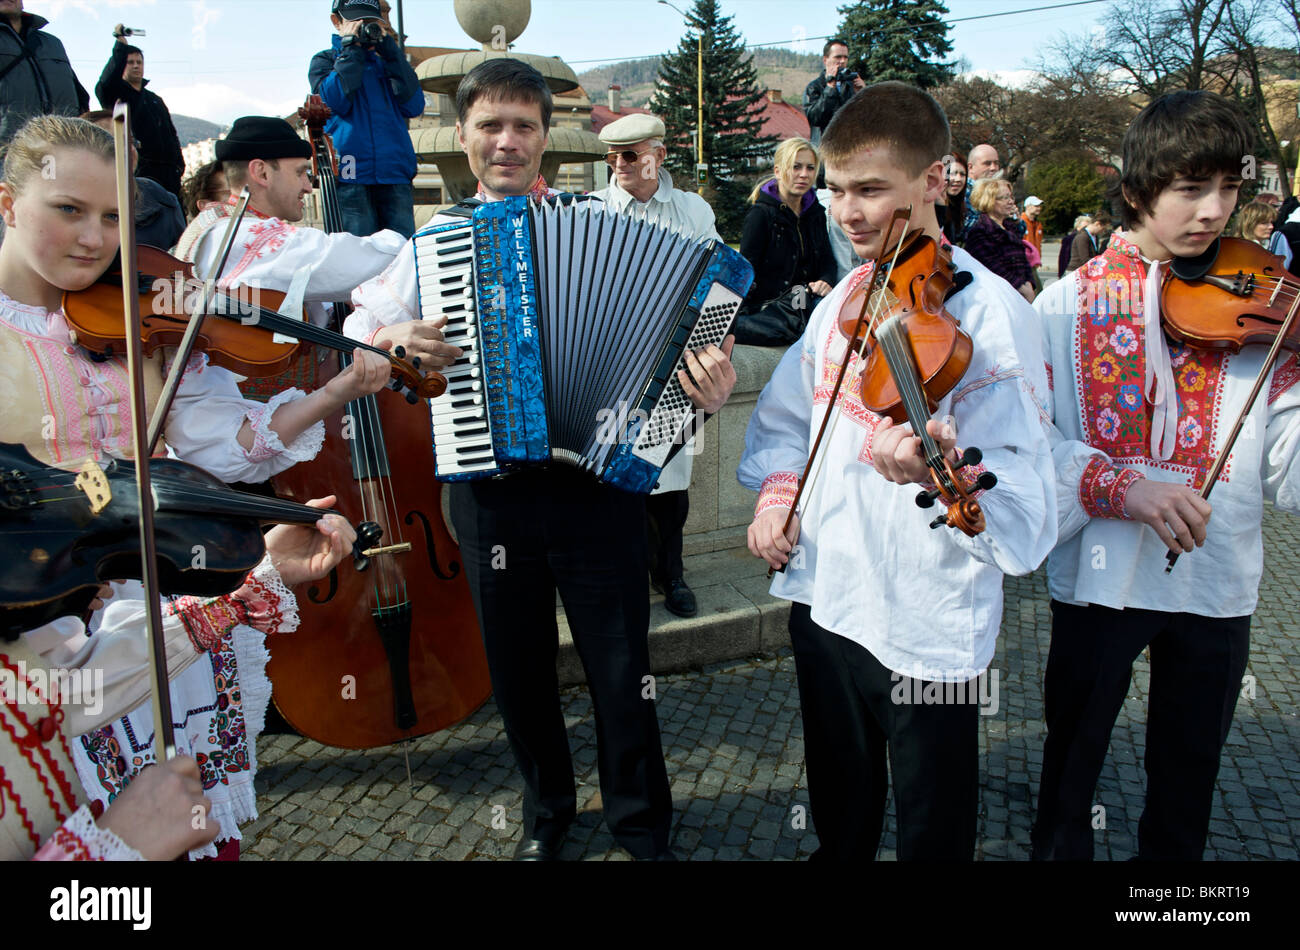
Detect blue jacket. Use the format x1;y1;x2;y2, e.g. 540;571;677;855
308;34;424;185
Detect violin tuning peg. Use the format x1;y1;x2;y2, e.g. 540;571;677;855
915;486;941;509
411;356;422;369
928;513;949;530
957;446;983;469
405;389;419;405
394;345;407;359
975;472;998;491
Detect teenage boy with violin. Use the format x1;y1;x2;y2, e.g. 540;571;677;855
346;58;736;861
1029;90;1294;861
739;81;1056;861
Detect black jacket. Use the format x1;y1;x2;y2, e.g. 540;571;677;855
136;176;185;251
802;70;856;145
96;44;184;199
739;185;837;310
0;14;89;148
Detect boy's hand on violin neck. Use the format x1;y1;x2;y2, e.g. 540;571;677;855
372;322;462;372
1122;478;1212;555
323;348;393;403
96;756;219;860
871;417;959;486
264;496;358;587
747;507;800;570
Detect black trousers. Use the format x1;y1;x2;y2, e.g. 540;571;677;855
645;489;689;585
1032;601;1250;861
449;469;672;857
788;602;978;860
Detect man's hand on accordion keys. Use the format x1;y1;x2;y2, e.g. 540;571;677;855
371;321;463;373
679;335;738;415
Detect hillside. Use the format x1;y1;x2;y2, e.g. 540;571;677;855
172;114;224;146
578;48;821;110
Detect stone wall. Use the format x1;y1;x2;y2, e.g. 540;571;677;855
681;344;785;555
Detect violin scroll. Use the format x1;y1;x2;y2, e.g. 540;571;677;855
913;448;998;538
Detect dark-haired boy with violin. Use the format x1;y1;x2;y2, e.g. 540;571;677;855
1029;90;1295;860
739;81;1056;860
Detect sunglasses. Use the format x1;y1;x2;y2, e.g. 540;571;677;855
604;147;657;167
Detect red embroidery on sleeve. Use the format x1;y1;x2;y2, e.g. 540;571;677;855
1079;456;1142;519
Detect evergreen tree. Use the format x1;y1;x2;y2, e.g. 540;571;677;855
649;0;776;238
836;0;957;88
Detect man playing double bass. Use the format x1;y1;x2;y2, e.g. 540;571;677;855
345;58;737;861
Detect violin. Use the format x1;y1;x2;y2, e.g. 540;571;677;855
770;210;995;576
839;212;996;535
0;441;383;636
61;244;446;401
1161;236;1300;353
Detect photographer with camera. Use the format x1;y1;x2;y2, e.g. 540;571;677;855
94;23;184;200
308;0;423;239
803;39;863;146
803;39;863;187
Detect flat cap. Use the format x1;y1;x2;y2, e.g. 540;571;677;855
599;113;666;147
215;116;313;162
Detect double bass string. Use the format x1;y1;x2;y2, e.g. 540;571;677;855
312;123;407;610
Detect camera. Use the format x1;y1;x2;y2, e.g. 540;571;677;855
357;21;385;46
834;70;858;86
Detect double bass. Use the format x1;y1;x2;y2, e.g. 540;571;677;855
252;97;491;749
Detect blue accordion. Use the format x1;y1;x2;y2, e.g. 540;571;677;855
412;196;753;493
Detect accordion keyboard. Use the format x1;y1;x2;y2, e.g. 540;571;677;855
414;224;499;477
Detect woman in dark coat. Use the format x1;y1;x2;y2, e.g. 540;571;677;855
734;136;837;346
964;177;1035;302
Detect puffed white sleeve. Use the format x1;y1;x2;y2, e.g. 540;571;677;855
346;239;421;343
162;354;323;484
197;219;406;304
21;559;299;737
939;299;1057;577
1033;273;1120;543
1262;354;1300;513
737;313;819;515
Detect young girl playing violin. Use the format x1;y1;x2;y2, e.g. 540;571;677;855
1029;91;1297;860
739;83;1056;860
0;114;392;858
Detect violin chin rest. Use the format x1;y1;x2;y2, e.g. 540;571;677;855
1170;238;1220;282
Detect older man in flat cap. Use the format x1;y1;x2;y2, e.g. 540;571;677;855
591;112;726;617
592;112;720;242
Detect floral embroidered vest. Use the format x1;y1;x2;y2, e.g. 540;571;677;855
1074;234;1228;485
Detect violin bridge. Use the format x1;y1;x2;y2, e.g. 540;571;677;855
74;459;112;515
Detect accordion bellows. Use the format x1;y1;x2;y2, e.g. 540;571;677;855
414;196;754;493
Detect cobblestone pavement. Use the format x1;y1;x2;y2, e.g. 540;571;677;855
245;507;1300;861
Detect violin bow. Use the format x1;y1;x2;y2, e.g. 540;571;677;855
146;187;252;453
768;208;913;577
112;103;175;762
1165;268;1300;572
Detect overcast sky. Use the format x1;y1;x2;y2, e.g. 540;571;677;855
35;0;1108;127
